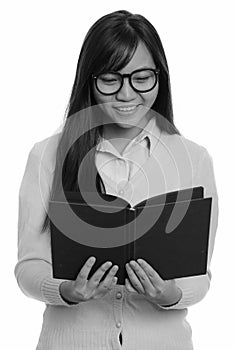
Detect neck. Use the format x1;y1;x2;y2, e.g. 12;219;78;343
102;115;151;142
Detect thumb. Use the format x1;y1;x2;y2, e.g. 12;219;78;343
125;278;138;293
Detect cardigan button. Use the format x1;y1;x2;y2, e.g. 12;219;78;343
116;322;121;328
116;292;122;299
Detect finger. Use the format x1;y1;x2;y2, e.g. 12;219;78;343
76;256;97;285
129;261;151;284
100;265;119;289
89;261;113;286
137;259;164;285
125;278;137;293
126;263;145;294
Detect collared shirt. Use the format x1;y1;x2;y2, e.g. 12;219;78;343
95;117;161;201
14;119;219;350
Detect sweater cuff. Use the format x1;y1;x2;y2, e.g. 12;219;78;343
157;287;193;310
41;276;78;307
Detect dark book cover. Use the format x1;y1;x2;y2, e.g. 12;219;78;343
49;186;212;284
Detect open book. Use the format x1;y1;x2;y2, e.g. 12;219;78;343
49;186;212;284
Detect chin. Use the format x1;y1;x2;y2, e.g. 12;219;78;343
117;122;136;129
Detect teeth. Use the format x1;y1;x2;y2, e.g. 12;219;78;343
116;106;136;111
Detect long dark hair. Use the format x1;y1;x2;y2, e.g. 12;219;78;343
41;9;180;233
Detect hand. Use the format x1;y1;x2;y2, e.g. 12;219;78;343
59;257;119;304
125;258;182;306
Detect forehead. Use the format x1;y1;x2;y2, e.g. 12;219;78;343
118;41;155;73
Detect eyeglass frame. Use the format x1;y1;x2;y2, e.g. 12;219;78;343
92;68;160;95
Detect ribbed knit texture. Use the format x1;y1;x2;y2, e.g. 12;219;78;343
41;276;75;306
14;117;219;349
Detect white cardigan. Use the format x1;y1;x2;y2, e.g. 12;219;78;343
14;117;218;350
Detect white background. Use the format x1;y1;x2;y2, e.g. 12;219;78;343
1;0;233;349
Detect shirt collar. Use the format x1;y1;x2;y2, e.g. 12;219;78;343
96;116;161;156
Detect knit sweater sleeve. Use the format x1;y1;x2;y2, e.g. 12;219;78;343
14;142;75;307
159;147;219;310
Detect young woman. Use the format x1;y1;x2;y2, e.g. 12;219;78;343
14;10;218;350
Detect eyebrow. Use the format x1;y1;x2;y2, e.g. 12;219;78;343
113;65;156;73
137;65;156;69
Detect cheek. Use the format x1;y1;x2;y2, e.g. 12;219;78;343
93;89;103;104
93;88;113;106
145;85;159;107
92;91;114;119
92;82;104;104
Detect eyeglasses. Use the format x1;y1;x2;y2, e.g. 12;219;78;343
92;68;160;95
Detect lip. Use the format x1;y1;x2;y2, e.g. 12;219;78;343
114;104;138;108
113;104;139;114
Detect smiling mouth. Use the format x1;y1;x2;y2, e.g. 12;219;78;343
114;105;138;113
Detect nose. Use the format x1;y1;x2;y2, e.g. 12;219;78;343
116;77;138;101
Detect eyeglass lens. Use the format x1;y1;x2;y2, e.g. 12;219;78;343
96;69;157;94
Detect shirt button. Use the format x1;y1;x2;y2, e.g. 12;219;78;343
116;292;122;299
118;189;124;195
116;322;121;328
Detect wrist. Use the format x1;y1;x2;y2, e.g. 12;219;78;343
157;286;182;307
59;281;79;305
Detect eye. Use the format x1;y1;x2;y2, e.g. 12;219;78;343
100;78;118;83
134;76;150;81
98;73;119;84
133;76;152;84
133;71;153;80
